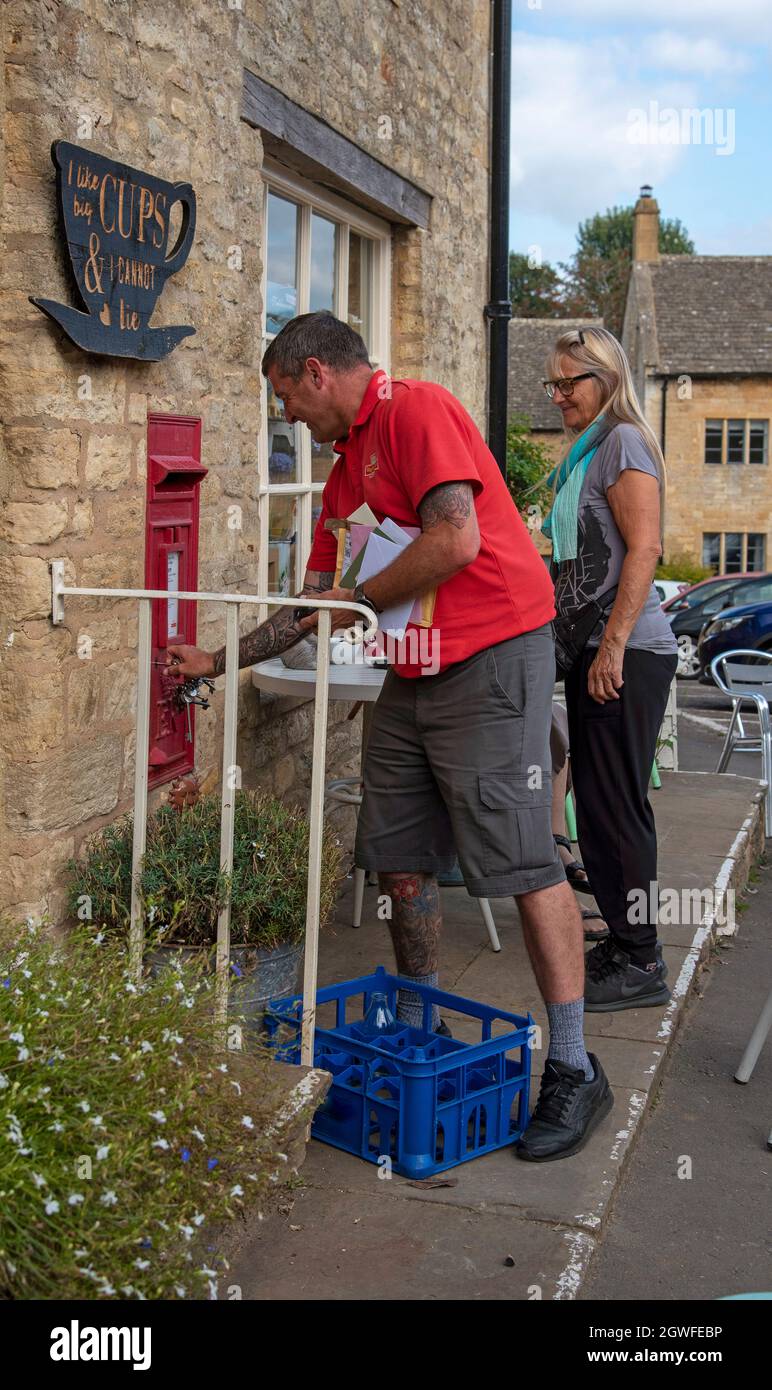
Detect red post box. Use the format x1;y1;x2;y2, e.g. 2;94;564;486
145;413;207;788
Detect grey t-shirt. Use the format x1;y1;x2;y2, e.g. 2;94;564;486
552;422;678;654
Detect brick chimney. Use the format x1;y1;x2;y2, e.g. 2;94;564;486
632;185;660;262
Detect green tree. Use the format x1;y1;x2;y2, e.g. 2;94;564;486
506;413;554;532
508;252;564;317
560;205;694;336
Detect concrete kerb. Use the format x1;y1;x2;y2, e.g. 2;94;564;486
569;781;766;1297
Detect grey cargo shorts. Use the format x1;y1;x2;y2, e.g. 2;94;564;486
354;623;565;898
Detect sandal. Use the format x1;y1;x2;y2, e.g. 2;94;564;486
554;834;593;895
581;908;609;943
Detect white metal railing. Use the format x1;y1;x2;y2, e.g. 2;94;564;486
50;560;377;1064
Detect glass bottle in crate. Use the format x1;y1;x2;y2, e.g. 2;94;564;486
360;991;398;1036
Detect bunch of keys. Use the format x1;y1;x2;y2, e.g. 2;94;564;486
174;676;215;743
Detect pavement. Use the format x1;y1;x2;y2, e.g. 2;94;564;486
582;859;772;1301
227;686;768;1300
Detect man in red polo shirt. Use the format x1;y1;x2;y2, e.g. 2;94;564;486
168;311;612;1162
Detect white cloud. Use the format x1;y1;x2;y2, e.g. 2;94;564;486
533;0;772;40
643;31;752;76
510;35;695;232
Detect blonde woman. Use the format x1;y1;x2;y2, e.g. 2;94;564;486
543;326;678;1012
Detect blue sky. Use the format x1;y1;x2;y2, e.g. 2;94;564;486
511;0;772;267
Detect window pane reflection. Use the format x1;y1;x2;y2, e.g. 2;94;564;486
310;213;337;313
266;376;298;483
348;233;373;348
268;495;298;596
724;533;742;571
266;193;298;334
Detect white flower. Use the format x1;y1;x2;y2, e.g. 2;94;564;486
122;1284;136;1297
48;1121;64;1133
97;1278;115;1295
192;1212;205;1227
44;1199;60;1215
108;1053;121;1062
200;1265;217;1278
174;1285;187;1298
149;1110;167;1124
95;1145;110;1161
35;1010;49;1019
217;1063;229;1073
152;1138;169;1151
68;1194;85;1206
134;1259;150;1271
140;1040;153;1054
191;1127;205;1142
90;1115;106;1130
179;1224;194;1241
100;1190;118;1207
17;1048;29;1062
92;932;106;946
241;1115;254;1130
9;1031;24;1043
125;982;137;994
77;1101;91;1113
0;1074;8;1090
230;1185;244;1197
31;1172;47;1189
74;1249;88;1258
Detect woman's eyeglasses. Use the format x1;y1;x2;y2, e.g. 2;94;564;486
542;372;596;400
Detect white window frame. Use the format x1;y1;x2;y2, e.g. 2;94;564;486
258;160;391;612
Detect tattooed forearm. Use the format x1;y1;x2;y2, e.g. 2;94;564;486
419;481;474;531
379;871;441;977
211;570;335;676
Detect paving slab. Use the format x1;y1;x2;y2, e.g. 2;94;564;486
230;771;765;1300
229;1181;597;1301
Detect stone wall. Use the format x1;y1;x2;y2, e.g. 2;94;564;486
0;0;492;919
644;377;772;566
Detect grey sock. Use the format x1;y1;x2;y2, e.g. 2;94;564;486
546;998;593;1081
397;972;440;1031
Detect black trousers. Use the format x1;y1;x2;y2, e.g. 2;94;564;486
564;646;678;964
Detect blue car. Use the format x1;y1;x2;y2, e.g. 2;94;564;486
698;600;772;682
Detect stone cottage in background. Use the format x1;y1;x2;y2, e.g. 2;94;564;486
507;190;772;578
623;187;772;577
0;0;492;919
507;315;603;464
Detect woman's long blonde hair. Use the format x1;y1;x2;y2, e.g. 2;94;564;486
544;325;666;539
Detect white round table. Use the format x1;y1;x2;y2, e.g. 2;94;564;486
250;654;500;948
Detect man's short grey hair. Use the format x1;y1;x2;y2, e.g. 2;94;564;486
262;311;371;381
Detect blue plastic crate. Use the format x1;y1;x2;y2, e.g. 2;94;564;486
264;966;533;1180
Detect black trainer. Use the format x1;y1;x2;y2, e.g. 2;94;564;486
584;942;670;1012
515;1053;613;1162
586;934;668;980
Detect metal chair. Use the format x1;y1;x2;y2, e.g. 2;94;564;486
710;649;772;837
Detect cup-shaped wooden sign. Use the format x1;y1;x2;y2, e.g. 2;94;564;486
30;142;197;360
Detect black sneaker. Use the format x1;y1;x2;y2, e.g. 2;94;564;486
584;942;670;1012
515;1053;613;1162
586;935;668;980
435;1018;453;1038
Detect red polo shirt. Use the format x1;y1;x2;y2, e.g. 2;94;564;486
307;370;555;677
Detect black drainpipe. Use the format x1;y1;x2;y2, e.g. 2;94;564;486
485;0;512;477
